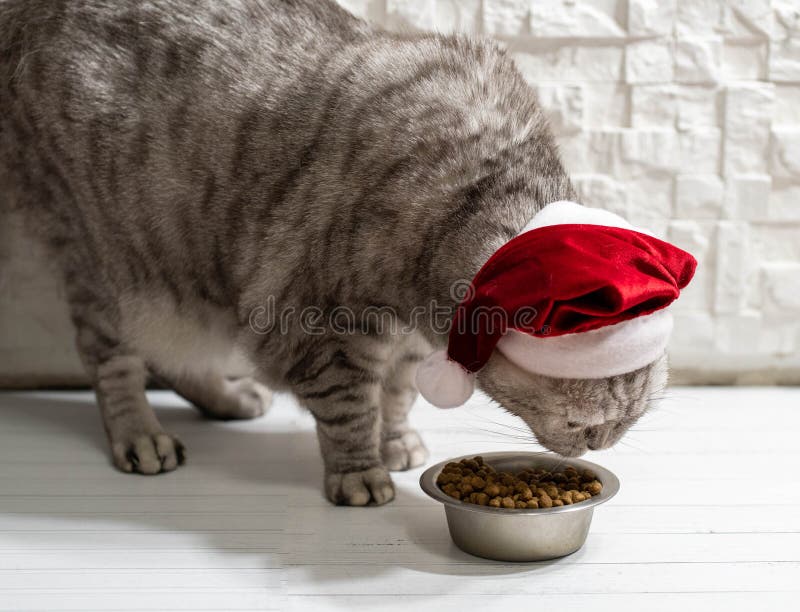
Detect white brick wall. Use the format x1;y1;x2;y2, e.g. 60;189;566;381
339;0;800;383
0;1;798;386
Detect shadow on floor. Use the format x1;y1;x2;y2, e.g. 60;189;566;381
0;391;564;581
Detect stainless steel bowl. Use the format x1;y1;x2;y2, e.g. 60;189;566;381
419;451;620;562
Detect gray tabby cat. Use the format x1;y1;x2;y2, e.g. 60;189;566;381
0;0;666;505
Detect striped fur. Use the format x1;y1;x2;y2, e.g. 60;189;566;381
0;0;665;504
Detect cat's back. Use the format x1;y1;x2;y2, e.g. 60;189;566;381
0;0;369;233
1;0;365;119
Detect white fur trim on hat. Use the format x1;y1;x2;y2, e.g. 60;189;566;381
520;200;653;236
496;309;673;379
416;350;476;408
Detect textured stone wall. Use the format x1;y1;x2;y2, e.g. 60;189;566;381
1;1;798;386
336;0;800;383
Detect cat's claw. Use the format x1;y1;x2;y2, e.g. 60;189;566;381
381;429;429;471
111;433;185;475
325;466;395;506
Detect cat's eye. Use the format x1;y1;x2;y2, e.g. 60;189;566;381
567;421;582;430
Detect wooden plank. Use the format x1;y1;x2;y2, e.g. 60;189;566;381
0;551;284;571
285;531;800;564
0;495;285;514
0;590;281;611
289;592;796;612
2;505;795;534
287;562;800;595
0;569;285;590
0;513;284;531
0;531;282;551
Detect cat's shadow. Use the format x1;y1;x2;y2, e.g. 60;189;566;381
0;391;565;583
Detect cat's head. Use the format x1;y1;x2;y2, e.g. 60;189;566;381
416;203;694;454
476;351;668;457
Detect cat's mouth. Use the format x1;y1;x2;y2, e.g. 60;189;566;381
549;423;628;455
518;417;590;457
519;412;630;457
546;441;589;458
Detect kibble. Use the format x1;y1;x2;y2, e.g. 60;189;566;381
435;456;603;510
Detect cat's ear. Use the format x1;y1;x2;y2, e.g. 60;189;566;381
415;350;475;408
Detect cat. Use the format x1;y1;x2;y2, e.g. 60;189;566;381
0;0;666;505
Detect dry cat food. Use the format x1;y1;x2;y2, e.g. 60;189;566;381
436;456;603;509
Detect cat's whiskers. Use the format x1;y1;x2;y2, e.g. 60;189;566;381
616;436;648;454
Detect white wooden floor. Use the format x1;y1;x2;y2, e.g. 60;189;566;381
0;386;797;611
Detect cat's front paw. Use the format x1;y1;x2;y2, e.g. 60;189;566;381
111;432;186;475
324;466;395;506
381;429;429;471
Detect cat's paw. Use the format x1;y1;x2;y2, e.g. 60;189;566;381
111;432;186;475
199;378;272;420
224;377;272;419
324;466;395;506
381;429;429;471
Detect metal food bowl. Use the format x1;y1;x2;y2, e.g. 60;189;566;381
419;451;620;562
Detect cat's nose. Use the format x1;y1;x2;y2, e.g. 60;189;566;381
567;410;604;428
585;426;611;450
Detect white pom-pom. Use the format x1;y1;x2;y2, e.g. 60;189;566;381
415;350;475;408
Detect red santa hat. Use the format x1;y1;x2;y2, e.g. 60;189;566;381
416;201;697;408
